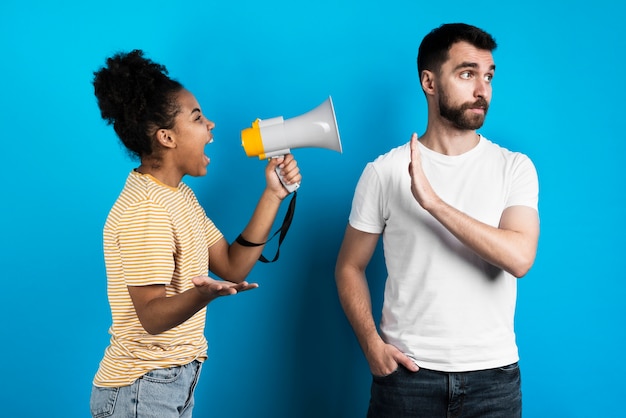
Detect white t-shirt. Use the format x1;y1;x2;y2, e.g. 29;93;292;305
349;136;539;372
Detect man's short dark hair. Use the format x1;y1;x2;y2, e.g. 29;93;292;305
417;23;497;77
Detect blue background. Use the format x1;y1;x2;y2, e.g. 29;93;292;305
1;1;624;417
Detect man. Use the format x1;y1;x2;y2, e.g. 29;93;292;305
335;23;539;417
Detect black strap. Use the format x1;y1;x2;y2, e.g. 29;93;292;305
235;191;297;263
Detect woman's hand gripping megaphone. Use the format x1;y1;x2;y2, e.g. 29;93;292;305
270;154;301;194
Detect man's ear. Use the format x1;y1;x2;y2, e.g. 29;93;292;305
420;70;436;95
155;128;176;149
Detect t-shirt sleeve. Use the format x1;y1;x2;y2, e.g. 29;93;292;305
182;183;224;248
204;216;223;248
348;163;386;234
117;200;175;286
506;154;539;212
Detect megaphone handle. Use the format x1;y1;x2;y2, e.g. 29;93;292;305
273;156;300;193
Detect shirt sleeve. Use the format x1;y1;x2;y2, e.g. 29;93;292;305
180;182;224;249
506;154;539;212
117;200;175;286
349;163;386;234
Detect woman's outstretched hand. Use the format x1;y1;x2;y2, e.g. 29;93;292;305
192;276;259;300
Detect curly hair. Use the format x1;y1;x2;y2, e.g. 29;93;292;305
417;23;497;79
93;49;183;160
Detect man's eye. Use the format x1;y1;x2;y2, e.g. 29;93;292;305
460;71;471;79
485;74;493;82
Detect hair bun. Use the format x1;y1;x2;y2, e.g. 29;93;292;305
92;49;183;159
93;49;168;124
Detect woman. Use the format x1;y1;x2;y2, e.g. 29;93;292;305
90;49;301;417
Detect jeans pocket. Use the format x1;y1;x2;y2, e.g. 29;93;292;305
90;386;119;418
142;365;185;383
372;366;400;381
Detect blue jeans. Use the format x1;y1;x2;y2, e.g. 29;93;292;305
90;360;203;418
367;363;521;418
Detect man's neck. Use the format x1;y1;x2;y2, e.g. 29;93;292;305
419;125;480;156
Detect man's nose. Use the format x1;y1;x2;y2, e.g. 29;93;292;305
475;78;490;98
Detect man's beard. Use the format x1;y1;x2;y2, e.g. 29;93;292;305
438;91;489;130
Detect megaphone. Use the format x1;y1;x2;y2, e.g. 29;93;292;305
241;96;342;193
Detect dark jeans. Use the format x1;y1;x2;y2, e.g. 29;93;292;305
367;363;521;418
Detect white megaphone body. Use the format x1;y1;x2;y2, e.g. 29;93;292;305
241;96;342;193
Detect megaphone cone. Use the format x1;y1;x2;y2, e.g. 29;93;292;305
241;96;342;192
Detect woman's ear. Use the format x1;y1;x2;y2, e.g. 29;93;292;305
155;128;176;149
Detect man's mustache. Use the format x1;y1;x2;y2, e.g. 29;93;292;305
464;98;489;111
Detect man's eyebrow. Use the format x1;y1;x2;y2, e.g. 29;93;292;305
453;62;496;72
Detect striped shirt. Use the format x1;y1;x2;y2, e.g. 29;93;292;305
93;170;223;387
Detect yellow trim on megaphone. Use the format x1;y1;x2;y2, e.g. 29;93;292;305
241;119;266;159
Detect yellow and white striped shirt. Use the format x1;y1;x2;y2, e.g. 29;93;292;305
94;170;223;387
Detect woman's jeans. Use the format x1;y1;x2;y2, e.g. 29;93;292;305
90;360;203;418
367;363;521;418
